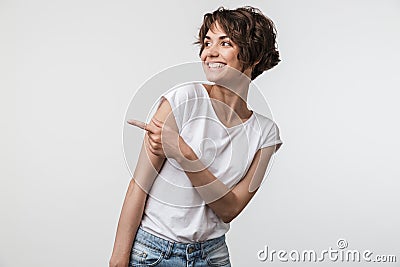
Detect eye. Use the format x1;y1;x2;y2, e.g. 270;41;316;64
221;41;232;47
204;41;211;47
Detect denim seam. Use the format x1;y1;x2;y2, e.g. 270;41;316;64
135;240;164;255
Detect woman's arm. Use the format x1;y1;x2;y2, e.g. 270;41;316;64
108;171;148;267
177;144;277;223
109;100;172;267
140;100;280;224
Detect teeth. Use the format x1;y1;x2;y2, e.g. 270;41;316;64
208;62;225;68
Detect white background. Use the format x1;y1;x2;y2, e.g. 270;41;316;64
1;0;399;266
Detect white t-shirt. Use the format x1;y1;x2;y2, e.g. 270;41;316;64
140;82;283;242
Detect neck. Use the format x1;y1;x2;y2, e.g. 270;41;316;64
203;81;252;122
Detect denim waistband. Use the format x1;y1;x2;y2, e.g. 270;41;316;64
134;227;226;259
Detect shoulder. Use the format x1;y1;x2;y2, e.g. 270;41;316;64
159;82;208;113
252;111;277;132
162;82;204;100
252;112;283;151
156;82;204;127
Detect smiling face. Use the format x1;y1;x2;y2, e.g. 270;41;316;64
200;22;252;83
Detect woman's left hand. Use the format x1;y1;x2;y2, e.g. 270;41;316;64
128;118;189;161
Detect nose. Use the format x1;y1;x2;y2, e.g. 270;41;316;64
206;44;219;57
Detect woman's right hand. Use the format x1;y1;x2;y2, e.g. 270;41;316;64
109;254;129;267
127;118;185;161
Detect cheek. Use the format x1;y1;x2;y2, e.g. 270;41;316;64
224;52;240;66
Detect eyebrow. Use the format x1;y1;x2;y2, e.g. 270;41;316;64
204;35;230;41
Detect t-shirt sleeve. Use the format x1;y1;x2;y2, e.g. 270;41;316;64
155;87;188;132
259;121;283;152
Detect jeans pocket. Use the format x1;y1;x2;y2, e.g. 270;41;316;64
206;241;231;267
129;241;164;267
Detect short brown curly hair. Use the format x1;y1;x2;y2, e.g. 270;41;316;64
196;6;280;80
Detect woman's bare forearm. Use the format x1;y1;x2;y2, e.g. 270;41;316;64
176;142;237;222
177;140;274;223
110;139;166;266
110;179;147;262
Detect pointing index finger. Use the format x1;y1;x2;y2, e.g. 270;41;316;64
127;119;147;130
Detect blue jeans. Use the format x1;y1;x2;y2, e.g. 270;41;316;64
129;227;231;267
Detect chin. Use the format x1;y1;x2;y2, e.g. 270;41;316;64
204;69;248;89
203;67;227;83
205;73;222;83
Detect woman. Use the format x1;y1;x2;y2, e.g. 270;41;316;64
110;6;282;267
